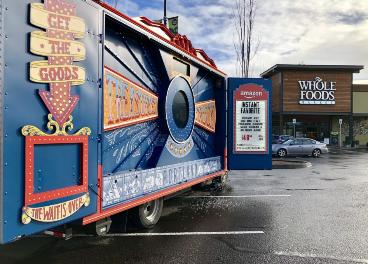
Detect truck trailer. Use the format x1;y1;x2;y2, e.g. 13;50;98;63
0;0;272;243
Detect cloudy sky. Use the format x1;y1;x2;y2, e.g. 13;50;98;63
102;0;368;83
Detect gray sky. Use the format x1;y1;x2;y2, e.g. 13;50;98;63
103;0;368;83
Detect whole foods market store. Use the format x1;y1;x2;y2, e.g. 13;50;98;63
261;64;366;145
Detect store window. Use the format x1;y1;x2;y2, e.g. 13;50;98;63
282;121;330;141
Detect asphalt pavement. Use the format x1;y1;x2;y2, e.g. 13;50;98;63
1;148;368;263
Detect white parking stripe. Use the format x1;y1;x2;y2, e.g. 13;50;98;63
274;251;368;263
103;231;264;237
230;178;275;180
180;195;291;198
33;230;264;238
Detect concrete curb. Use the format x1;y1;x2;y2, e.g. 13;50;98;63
272;159;312;169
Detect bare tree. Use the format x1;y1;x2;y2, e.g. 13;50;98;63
233;0;261;78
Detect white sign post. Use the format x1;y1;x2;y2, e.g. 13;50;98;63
339;119;342;148
293;119;296;138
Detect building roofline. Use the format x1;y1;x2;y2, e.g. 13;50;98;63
260;64;364;78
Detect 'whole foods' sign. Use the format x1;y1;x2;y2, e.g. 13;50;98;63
298;77;336;105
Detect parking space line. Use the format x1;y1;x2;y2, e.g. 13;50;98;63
274;251;368;263
32;231;264;238
102;231;264;237
230;178;276;180
180;195;291;198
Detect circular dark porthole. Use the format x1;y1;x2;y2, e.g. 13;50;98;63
172;91;189;129
166;76;195;143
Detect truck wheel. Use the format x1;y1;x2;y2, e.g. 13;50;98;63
129;198;163;229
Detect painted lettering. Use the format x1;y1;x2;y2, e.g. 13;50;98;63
48;14;71;30
38;67;78;82
49;40;71;54
195;101;216;132
298;77;337;104
104;68;158;129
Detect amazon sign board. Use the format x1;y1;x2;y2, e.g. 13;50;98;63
227;78;272;170
234;84;268;153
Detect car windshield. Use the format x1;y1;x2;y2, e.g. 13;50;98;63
283;139;294;144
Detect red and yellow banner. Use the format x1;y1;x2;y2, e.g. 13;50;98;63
195;100;216;133
21;193;90;224
104;67;159;131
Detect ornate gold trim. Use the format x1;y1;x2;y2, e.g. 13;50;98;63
22;114;91;136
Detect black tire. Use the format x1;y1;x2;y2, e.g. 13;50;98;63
129;198;163;229
277;148;287;157
312;148;321;158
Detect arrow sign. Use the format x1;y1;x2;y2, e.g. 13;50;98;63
30;0;86;127
39;82;79;126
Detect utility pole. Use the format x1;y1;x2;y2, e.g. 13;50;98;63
163;0;168;27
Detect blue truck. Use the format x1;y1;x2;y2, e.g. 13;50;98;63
0;0;272;243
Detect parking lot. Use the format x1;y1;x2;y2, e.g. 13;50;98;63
1;148;368;263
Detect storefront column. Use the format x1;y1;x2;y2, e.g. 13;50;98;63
349;114;353;141
279;114;283;135
350;73;353;141
279;72;283;135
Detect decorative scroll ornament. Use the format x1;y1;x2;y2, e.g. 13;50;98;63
165;136;193;158
22;114;91;136
22;193;90;224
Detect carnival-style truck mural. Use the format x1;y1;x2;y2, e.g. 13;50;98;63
0;0;272;243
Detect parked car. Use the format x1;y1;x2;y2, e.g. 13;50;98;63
272;138;328;157
272;135;293;144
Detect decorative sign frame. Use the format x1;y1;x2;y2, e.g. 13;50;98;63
165;76;195;143
233;84;269;154
24;135;89;206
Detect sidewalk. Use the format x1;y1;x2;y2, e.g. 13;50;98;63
272;159;312;169
327;145;368;151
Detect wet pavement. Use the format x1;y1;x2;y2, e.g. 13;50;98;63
1;148;368;263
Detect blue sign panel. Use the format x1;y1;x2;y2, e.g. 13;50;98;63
227;78;272;170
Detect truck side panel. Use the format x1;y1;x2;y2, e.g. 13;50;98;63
98;14;225;211
1;0;100;243
0;0;229;243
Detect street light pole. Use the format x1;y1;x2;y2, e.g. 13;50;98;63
163;0;167;27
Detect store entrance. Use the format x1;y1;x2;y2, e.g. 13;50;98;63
278;115;330;142
291;123;329;141
304;125;328;141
